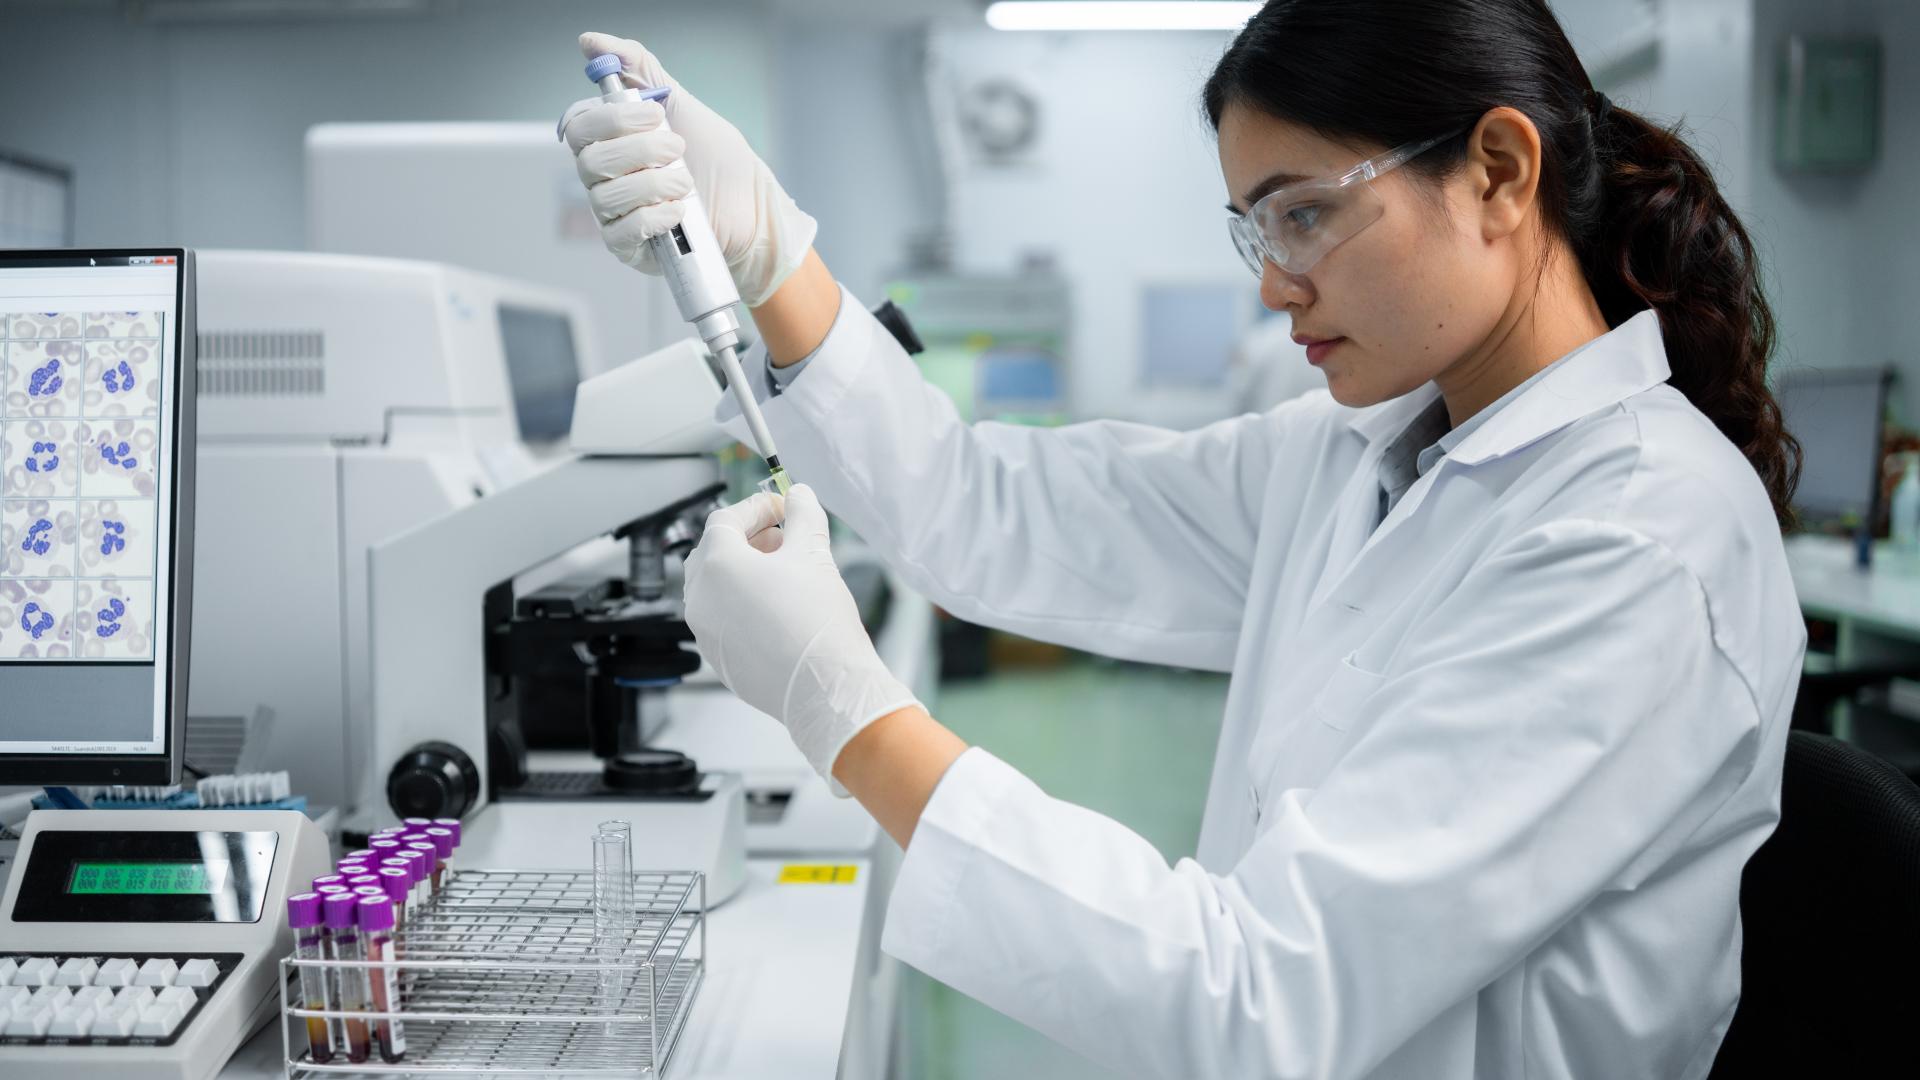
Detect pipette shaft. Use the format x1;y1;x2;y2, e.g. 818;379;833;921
585;56;790;494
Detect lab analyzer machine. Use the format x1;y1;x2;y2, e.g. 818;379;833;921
0;249;333;1079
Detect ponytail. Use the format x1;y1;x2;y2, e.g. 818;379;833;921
1579;100;1800;525
1205;0;1801;525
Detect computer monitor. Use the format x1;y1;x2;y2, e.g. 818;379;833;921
497;302;583;445
1774;366;1890;526
0;249;196;785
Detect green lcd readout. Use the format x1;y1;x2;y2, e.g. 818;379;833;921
67;861;226;895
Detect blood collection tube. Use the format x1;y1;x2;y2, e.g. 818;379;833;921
315;883;352;898
423;827;455;885
392;850;432;905
322;892;371;1063
405;840;442;892
287;892;334;1063
367;838;404;859
357;895;408;1063
431;818;462;845
313;874;347;892
376;865;412;930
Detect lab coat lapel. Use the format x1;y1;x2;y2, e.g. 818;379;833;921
1306;384;1441;613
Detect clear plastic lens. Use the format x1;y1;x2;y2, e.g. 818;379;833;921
1227;129;1459;277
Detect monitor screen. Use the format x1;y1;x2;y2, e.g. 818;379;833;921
0;251;193;782
1775;368;1887;524
497;303;582;443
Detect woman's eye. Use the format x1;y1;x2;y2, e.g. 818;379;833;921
1284;204;1324;231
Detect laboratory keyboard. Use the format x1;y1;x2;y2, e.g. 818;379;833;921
0;952;241;1046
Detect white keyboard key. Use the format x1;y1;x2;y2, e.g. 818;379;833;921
74;985;116;1011
135;958;178;987
49;1004;96;1037
94;958;138;987
13;956;57;986
28;985;73;1011
0;985;29;1010
4;1004;52;1036
155;986;198;1010
93;1002;138;1037
113;986;155;1011
0;959;16;985
55;957;99;986
134;1000;186;1037
175;958;219;987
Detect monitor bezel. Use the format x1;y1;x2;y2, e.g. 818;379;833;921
0;247;195;786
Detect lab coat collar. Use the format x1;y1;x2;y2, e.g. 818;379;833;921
1342;310;1670;465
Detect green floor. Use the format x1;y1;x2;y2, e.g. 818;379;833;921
897;654;1229;1079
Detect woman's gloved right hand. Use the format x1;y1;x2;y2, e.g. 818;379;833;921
558;31;817;307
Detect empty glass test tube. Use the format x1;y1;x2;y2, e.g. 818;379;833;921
593;826;632;1031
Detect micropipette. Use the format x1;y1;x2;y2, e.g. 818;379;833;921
581;53;791;495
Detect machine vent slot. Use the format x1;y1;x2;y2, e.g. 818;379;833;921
196;330;326;396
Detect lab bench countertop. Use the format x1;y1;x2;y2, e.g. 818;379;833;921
218;857;875;1080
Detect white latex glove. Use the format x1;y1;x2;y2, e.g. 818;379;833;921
683;485;919;794
558;31;817;307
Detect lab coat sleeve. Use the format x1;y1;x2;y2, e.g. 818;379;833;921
717;285;1281;671
881;520;1763;1079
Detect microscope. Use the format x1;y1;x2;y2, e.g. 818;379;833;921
363;340;751;904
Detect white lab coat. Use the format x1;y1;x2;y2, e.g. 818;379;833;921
719;290;1805;1080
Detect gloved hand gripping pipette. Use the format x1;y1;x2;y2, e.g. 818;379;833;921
579;52;791;495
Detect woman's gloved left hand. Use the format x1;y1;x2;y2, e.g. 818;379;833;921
683;485;920;793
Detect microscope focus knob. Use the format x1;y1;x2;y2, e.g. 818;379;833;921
388;741;480;820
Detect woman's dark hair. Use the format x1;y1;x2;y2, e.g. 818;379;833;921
1204;0;1800;525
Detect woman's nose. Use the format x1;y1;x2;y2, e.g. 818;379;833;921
1260;260;1313;310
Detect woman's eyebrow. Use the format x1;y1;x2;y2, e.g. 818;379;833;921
1232;171;1310;212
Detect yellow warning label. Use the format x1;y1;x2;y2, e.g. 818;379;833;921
778;864;859;885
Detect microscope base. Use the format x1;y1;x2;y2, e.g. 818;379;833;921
458;770;749;907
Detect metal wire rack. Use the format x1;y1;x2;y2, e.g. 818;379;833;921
279;868;705;1077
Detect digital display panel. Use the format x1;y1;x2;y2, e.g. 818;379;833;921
68;859;226;895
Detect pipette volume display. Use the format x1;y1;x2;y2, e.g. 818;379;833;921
582;52;790;493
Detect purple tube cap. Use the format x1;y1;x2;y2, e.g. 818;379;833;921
402;817;433;827
345;848;375;860
356;894;396;932
346;874;381;887
376;866;411;902
423;828;454;858
287;892;324;928
405;841;437;856
315;885;352;896
393;850;430;883
431;818;462;845
368;838;403;852
352;885;388;899
323;891;361;929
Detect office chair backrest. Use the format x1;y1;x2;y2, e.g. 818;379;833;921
1708;730;1920;1077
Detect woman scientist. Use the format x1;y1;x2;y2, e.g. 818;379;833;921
561;0;1804;1075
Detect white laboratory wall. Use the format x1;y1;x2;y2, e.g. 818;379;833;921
1747;0;1920;418
923;27;1255;424
0;1;774;253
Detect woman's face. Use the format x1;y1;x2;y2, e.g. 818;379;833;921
1217;104;1521;408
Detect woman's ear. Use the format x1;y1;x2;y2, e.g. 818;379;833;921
1460;106;1544;243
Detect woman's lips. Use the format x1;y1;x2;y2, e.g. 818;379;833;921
1300;337;1345;365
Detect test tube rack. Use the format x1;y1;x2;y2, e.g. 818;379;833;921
278;869;705;1077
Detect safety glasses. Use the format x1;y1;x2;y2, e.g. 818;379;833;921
1227;130;1463;277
